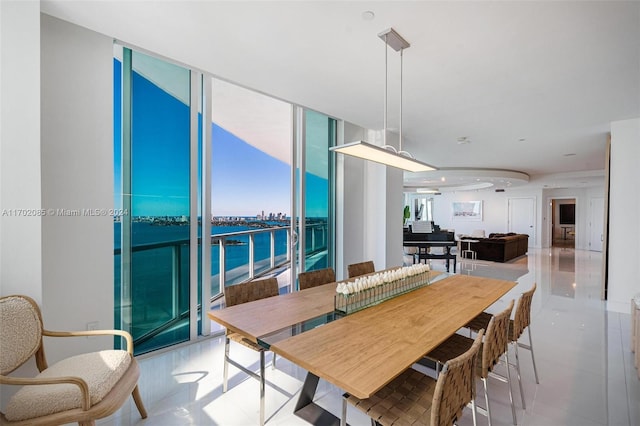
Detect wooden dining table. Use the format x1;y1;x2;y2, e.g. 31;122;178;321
208;272;515;425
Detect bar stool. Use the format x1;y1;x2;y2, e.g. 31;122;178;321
460;239;479;260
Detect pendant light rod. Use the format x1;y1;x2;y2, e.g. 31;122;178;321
383;32;388;147
399;48;403;153
329;27;437;173
379;28;410;154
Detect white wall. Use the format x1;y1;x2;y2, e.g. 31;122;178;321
430;189;541;245
337;122;366;280
337;125;403;279
428;185;605;251
0;0;42;301
608;118;640;313
39;15;115;361
0;0;43;408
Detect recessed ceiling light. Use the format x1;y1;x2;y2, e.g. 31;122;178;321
564;153;576;157
518;138;526;142
362;10;375;20
457;136;470;144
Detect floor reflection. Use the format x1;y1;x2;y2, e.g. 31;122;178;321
551;248;576;298
459;255;529;281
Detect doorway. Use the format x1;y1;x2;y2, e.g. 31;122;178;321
551;198;576;248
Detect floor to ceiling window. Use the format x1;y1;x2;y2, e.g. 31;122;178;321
301;110;335;273
114;46;193;354
115;46;336;352
209;79;292;297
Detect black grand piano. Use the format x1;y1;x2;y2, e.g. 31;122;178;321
403;222;457;273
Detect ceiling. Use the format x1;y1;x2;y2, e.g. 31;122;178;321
41;1;640;192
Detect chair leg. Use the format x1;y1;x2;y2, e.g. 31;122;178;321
78;421;95;426
527;328;540;384
272;351;277;370
513;342;526;409
504;351;518;425
470;398;478;426
131;384;148;418
223;336;230;393
483;377;492;426
260;350;266;426
341;396;348;426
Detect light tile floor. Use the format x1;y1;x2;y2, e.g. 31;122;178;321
103;247;639;426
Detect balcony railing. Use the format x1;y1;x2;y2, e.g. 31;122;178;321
211;226;291;295
115;222;328;353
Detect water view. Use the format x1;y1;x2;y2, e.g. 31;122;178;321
114;48;332;354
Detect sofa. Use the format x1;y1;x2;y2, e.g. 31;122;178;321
466;233;528;263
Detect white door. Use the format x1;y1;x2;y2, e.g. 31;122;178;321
508;197;536;246
589;197;604;252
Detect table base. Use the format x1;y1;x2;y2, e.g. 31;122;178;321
294;373;344;426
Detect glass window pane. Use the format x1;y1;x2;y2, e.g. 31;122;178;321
303;110;335;271
115;48;192;354
210;79;292;295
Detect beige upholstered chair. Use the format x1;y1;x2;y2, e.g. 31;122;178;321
341;329;484;426
223;277;279;426
466;283;539;408
298;267;336;290
426;301;517;426
0;295;147;426
347;260;375;278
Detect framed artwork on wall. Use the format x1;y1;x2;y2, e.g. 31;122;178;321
452;201;483;221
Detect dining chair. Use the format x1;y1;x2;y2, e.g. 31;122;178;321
223;277;279;426
341;329;484;426
426;300;517;426
347;260;375;278
0;295;147;426
466;283;539;409
298;267;336;290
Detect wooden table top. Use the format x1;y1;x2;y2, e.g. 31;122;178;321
207;282;337;343
207;269;441;343
270;274;515;399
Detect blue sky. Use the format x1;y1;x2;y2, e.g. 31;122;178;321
212;124;290;216
115;59;328;218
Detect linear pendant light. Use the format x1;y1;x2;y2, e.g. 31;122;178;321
330;28;437;172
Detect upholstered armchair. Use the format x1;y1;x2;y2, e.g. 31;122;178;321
0;295;147;426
